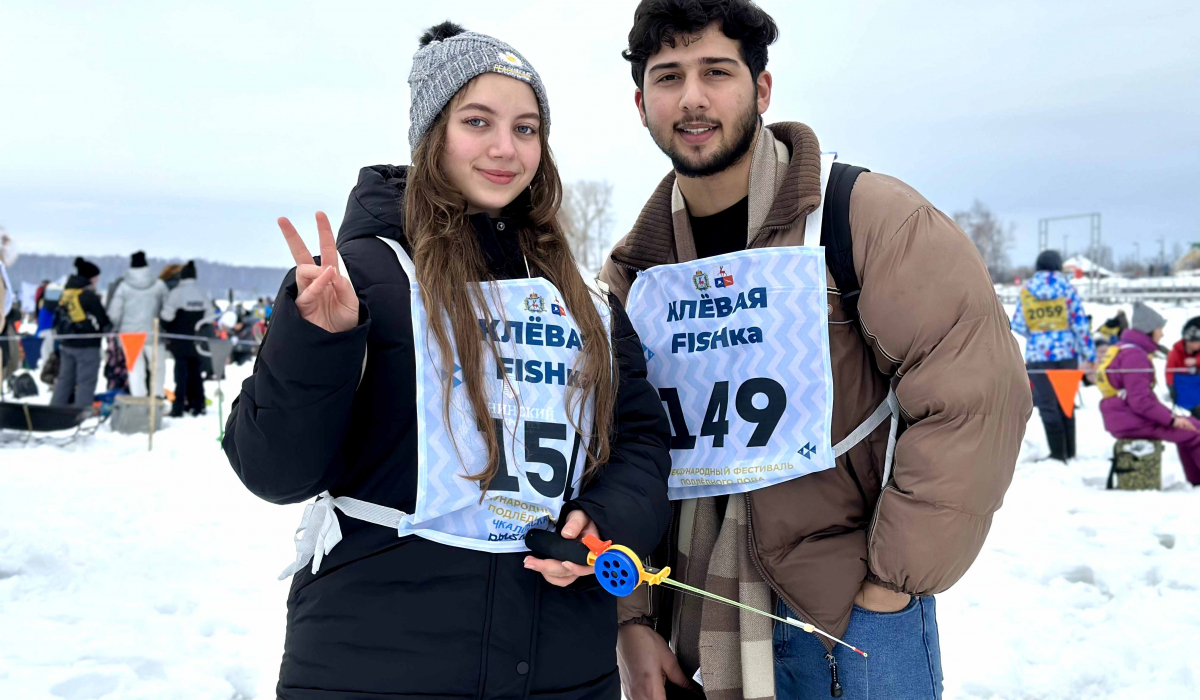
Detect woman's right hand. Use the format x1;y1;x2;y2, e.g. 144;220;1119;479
1173;416;1198;432
278;212;359;334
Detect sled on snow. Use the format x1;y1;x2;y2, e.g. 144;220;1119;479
0;401;103;446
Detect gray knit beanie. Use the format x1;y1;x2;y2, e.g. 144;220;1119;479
1131;302;1168;334
407;21;551;152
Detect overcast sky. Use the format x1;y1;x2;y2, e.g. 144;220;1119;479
1;0;1197;270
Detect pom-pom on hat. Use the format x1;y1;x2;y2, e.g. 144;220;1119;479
75;257;100;279
407;21;551;152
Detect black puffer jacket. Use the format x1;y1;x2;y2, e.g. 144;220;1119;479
55;275;112;348
223;165;672;700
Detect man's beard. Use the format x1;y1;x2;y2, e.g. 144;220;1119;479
649;102;760;179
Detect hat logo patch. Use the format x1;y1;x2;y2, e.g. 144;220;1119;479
499;51;523;67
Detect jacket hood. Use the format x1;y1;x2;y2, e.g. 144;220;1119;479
337;165;408;247
64;275;91;290
1025;270;1072;300
1119;328;1159;354
122;266;158;290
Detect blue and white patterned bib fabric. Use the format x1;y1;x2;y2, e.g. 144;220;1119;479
625;246;837;500
1010;270;1096;363
406;276;611;552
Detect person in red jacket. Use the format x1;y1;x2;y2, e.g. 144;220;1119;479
1166;316;1200;403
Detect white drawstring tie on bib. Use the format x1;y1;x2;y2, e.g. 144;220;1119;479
280;491;408;579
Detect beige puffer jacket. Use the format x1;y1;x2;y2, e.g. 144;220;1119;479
599;122;1031;639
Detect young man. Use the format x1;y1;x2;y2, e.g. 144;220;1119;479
1010;249;1095;461
599;2;1031;699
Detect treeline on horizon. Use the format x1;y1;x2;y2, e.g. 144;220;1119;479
9;253;288;303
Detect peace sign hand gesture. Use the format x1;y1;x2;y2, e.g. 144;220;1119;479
278;212;359;334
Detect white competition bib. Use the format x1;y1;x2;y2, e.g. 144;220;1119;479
280;243;614;578
622;152;844;500
406;274;611;552
625;246;837;500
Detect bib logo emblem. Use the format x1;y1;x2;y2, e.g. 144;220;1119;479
797;443;817;460
692;270;711;292
551;298;567;318
713;266;735;289
523;293;546;314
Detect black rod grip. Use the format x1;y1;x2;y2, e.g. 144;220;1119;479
525;529;591;566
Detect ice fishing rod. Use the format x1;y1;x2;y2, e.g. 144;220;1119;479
525;529;867;658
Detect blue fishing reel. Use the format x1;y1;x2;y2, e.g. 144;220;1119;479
594;546;641;597
524;530;671;597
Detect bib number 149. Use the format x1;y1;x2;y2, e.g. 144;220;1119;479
659;378;787;450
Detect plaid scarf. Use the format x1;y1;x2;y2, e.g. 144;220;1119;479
669;123;795;700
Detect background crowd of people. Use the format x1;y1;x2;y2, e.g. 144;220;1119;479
1013;249;1200;486
1;243;272;419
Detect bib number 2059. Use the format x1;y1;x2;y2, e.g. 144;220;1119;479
659;378;786;451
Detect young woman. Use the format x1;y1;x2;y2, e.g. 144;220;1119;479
223;23;672;699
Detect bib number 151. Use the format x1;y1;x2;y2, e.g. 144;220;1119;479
659;378;787;451
487;418;582;499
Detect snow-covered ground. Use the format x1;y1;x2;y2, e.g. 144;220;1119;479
0;361;302;699
934;303;1200;699
2;303;1199;699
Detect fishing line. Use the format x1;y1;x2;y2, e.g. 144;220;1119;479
658;577;867;657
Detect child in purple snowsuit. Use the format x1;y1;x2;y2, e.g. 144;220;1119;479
1100;302;1200;485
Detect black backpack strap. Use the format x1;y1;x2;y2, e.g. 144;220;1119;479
820;162;870;324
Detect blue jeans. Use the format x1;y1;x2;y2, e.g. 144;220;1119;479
774;596;943;699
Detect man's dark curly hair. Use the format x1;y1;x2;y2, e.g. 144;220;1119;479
622;0;779;91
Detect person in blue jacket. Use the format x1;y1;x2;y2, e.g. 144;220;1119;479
1012;250;1096;460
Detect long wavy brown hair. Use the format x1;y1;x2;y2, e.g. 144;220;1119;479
405;89;615;493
